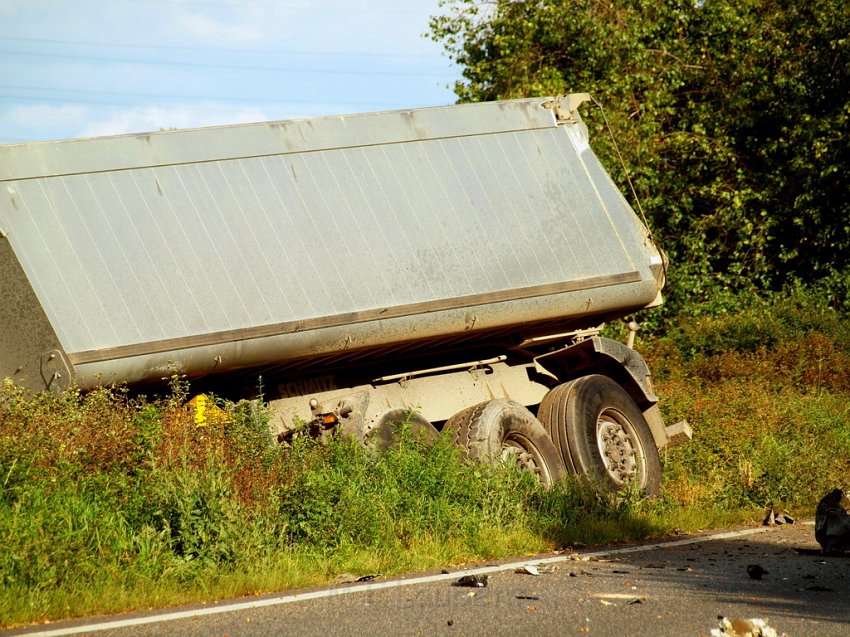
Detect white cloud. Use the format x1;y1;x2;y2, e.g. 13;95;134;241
1;104;92;141
5;103;89;126
171;0;315;46
178;13;266;45
76;103;271;138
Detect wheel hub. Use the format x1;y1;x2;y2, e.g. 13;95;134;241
501;437;544;478
596;413;640;486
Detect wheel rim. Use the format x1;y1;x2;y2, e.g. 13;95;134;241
500;433;548;482
595;408;646;487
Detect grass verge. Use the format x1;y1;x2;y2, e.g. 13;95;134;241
1;290;848;627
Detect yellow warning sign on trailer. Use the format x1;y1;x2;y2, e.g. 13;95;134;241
187;394;230;428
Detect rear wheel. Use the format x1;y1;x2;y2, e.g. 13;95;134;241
443;398;565;489
363;409;440;450
538;375;661;495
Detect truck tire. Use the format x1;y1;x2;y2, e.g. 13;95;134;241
443;399;565;490
538;375;661;496
536;379;581;476
364;409;440;450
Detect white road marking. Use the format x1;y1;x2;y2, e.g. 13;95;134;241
16;523;808;636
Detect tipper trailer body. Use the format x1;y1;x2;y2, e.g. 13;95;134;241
0;94;689;491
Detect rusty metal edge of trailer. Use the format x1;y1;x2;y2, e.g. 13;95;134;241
68;276;660;391
68;271;641;366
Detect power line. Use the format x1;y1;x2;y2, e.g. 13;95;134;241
88;0;431;14
0;36;443;61
0;84;413;106
0;48;454;78
0;93;264;109
0;88;414;110
0;93;419;113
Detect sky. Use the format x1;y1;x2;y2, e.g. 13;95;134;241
0;0;464;145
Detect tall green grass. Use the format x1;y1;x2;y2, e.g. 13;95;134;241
1;289;848;627
0;382;658;627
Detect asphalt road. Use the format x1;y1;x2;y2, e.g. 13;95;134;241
7;521;849;637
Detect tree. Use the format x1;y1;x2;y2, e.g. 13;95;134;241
430;0;850;313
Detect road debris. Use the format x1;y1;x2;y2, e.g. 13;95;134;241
452;574;488;588
513;563;556;576
516;595;541;600
710;616;785;637
746;564;767;580
334;573;358;584
762;509;795;526
815;488;850;554
334;573;380;584
593;593;647;605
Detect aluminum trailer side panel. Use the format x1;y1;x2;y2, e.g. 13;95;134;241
0;97;662;391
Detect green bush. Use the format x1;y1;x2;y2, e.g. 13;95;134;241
650;289;850;510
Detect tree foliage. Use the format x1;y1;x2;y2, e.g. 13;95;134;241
430;0;850;314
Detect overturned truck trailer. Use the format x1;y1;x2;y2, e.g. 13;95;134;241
0;94;689;492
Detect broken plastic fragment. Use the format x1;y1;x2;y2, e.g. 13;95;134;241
763;508;796;526
747;564;767;580
709;616;783;637
453;574;488;588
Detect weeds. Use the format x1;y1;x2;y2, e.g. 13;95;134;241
649;289;850;511
1;290;848;626
0;382;657;626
